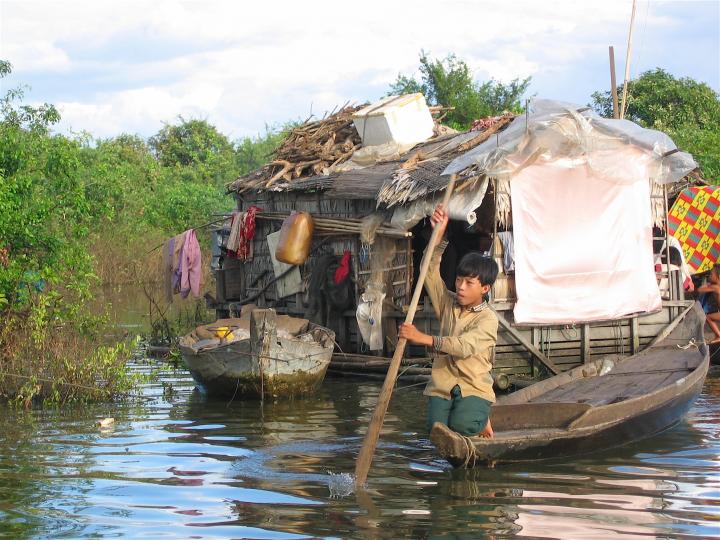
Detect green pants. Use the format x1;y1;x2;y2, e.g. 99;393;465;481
428;385;492;436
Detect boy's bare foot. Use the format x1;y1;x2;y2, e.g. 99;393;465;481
710;337;720;345
479;419;494;438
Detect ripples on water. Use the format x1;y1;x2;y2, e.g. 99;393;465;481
0;360;718;539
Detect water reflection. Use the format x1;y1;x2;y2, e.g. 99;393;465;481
0;365;718;538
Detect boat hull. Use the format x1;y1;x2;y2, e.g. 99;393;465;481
431;302;710;467
437;361;707;467
180;328;334;399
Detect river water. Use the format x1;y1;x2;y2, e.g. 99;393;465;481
0;353;719;539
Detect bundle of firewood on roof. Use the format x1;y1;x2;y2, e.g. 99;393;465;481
234;104;365;192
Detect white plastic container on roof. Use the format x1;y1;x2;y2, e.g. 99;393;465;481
352;93;434;148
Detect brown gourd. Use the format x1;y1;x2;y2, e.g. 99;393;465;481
275;212;314;265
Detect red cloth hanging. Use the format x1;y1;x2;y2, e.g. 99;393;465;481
229;205;261;261
334;250;351;284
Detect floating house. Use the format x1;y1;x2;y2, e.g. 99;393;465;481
213;98;698;385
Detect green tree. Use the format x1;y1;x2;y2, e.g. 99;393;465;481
671;127;720;182
591;68;720;180
148;117;240;192
0;60;60;135
0;62;138;404
79;133;161;226
149;117;233;168
389;52;531;129
234;122;295;176
0;60;90;303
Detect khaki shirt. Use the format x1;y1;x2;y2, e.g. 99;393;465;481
422;241;498;403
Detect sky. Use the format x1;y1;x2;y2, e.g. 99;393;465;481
0;0;718;141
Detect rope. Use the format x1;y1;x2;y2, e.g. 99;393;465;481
259;350;265;407
541;327;552;358
227;377;242;407
145;216;228;254
560;325;578;341
676;339;698;350
614;321;625;356
459;433;477;468
393;380;428;392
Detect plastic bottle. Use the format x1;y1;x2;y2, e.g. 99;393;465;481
275;212;314;265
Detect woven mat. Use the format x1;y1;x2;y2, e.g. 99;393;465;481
668;186;720;273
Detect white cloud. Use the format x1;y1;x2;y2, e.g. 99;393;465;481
57;82;224;137
1;40;71;72
2;0;717;138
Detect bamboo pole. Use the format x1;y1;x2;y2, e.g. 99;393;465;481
329;362;431;376
609;46;620;119
255;213;410;238
620;0;638;119
354;174;458;488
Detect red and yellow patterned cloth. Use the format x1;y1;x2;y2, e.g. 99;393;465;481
668;186;720;274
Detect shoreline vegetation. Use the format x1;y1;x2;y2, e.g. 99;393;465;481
0;54;718;404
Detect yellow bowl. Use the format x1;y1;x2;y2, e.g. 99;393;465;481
214;326;231;338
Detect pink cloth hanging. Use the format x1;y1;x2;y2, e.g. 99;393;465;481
511;151;662;324
180;229;203;299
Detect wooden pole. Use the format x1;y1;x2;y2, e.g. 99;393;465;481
620;0;638;119
354;174;458;487
494;314;560;375
647;301;694;348
608;46;620;119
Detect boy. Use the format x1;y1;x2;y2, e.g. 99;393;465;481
697;264;720;344
399;203;499;439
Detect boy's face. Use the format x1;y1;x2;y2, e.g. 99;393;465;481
455;275;490;308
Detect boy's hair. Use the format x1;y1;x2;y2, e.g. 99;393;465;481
456;252;499;286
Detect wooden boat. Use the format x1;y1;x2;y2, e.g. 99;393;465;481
179;309;335;399
430;302;710;467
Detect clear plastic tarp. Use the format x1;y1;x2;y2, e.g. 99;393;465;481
389;178;489;230
443;99;697;184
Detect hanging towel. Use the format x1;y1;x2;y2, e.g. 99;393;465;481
171;231;187;295
226;211;242;253
157;230;187;302
180;229;203;298
498;231;515;273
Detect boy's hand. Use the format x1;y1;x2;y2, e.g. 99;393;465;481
430;204;449;238
399;323;433;347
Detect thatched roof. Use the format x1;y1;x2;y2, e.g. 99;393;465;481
229;98;701;212
228;113;514;206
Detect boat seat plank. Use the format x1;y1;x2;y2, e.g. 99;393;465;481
491;402;591;430
610;351;698;374
530;369;693;405
523;345;703;405
528;376;633;405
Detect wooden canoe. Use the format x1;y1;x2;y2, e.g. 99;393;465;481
430;302;710;467
179;309;335;399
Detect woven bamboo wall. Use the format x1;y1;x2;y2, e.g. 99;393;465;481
224;192;412;317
